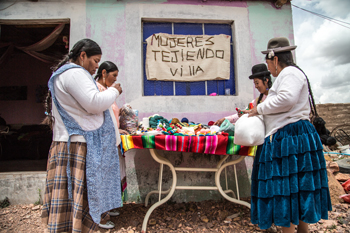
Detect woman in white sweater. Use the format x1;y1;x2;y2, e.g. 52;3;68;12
41;39;123;232
246;37;331;233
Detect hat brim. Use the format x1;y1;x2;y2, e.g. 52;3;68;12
249;71;271;79
261;45;297;54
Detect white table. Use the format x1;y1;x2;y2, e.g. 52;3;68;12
140;148;250;233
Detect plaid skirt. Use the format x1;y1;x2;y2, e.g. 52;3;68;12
41;141;109;233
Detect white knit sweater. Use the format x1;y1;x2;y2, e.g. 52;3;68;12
257;66;310;137
51;67;121;144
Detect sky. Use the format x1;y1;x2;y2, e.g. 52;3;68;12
291;0;350;104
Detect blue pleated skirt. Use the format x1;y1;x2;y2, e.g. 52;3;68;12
250;120;332;229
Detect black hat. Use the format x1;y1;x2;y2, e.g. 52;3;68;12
249;63;271;79
261;37;297;57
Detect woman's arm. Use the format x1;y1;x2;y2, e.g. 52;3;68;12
225;114;240;124
64;69;120;114
257;71;305;115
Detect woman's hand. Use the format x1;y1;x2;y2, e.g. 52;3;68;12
214;118;225;126
111;82;123;95
236;108;243;118
119;129;129;135
242;107;259;117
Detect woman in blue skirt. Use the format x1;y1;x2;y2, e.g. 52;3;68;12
245;37;332;233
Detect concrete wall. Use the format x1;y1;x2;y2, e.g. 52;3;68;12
0;0;294;203
0;172;46;205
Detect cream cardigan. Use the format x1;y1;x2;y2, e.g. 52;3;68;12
257;66;310;137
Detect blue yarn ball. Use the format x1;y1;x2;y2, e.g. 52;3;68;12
181;117;189;123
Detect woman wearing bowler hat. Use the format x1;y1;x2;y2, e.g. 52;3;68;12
214;63;272;126
245;37;332;233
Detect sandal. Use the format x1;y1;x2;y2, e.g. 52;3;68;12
109;210;120;217
99;220;115;229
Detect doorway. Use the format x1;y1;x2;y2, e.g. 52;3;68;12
0;20;70;172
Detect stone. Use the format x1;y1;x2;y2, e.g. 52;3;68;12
32;206;40;211
327;169;346;204
327;162;340;173
201;216;209;223
149;219;156;225
322;220;337;229
218;210;228;220
226;213;240;219
335;173;350;182
207;222;214;228
267;226;277;233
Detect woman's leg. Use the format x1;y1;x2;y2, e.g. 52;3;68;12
282;223;296;233
297;220;309;233
281;221;309;233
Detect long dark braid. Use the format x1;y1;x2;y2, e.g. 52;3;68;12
265;52;318;120
42;39;102;129
42;91;54;129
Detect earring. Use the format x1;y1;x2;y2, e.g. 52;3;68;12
275;66;278;75
103;77;105;84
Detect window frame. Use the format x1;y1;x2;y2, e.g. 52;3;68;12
141;19;236;97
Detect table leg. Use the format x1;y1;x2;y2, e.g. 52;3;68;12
141;149;177;233
215;156;251;208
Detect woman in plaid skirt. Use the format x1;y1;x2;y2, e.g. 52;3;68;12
41;39;123;232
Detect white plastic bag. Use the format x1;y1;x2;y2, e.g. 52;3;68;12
234;114;265;146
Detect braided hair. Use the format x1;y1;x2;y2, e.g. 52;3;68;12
265;51;318;120
42;39;102;129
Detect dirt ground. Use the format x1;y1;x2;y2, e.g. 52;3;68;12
0;198;349;233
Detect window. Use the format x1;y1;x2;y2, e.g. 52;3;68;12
142;22;235;96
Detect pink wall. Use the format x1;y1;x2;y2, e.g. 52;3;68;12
0;52;52;125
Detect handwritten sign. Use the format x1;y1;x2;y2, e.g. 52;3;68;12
145;33;231;82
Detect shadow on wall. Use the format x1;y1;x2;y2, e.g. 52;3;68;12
125;149;252;204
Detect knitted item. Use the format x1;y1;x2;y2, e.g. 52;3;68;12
149;115;169;129
120;104;139;135
181;118;189;123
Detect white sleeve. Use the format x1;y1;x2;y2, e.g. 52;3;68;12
64;69;120;114
257;71;304;115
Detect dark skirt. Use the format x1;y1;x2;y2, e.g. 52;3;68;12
41;141;109;233
251;120;332;229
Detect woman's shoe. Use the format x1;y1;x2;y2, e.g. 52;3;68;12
109;210;120;217
99;220;115;229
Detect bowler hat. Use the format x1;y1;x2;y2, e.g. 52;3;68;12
261;37;297;55
249;63;271;79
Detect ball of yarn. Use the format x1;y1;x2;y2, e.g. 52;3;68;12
181;117;189;123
